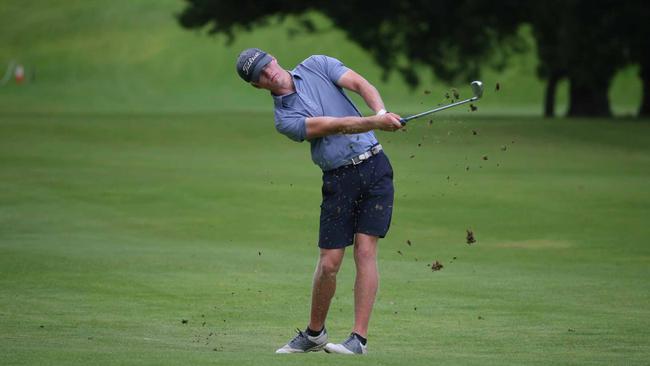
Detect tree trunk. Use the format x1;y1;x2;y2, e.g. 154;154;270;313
639;60;650;117
567;76;612;117
543;73;561;118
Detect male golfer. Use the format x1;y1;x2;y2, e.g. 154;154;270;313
236;48;402;355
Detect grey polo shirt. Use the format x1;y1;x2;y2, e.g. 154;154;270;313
272;55;379;171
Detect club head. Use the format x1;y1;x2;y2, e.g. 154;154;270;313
471;81;483;99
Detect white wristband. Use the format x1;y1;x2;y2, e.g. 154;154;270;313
376;108;387;116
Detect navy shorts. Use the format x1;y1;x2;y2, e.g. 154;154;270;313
319;151;394;249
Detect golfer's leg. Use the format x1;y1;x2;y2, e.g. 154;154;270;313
352;233;379;338
309;247;345;331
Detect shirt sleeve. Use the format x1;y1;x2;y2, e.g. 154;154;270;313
311;55;350;84
274;111;307;142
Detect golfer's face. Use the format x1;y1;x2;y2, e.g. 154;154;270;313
255;58;281;89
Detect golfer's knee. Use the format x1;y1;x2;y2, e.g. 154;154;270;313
318;258;342;277
354;246;376;262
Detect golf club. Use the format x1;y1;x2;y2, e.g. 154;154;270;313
400;81;484;125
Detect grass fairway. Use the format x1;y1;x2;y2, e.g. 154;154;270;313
2;1;648;364
1;111;649;365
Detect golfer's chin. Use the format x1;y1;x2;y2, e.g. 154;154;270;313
270;80;284;90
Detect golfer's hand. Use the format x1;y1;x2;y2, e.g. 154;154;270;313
375;112;403;132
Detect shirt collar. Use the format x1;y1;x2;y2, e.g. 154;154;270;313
290;68;302;80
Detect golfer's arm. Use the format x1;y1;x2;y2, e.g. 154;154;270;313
305;116;378;139
337;69;385;114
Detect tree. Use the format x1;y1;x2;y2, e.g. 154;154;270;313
527;0;641;117
178;0;647;118
529;2;569;117
563;0;625;117
177;1;311;43
178;0;524;87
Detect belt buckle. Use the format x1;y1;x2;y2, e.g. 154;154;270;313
351;146;381;166
352;151;369;165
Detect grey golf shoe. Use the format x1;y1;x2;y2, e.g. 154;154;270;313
275;328;328;353
324;333;368;355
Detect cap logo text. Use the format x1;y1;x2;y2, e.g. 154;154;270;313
242;51;261;75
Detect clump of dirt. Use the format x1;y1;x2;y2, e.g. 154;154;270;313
407;240;412;246
182;319;188;324
501;145;507;151
258;251;262;256
431;261;444;271
452;88;460;100
424;90;431;94
470;104;478;112
482;155;488;160
397;250;403;256
472;130;478;135
495;82;500;91
466;229;476;244
410;154;415;159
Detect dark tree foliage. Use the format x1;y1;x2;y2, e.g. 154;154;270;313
178;0;648;118
562;1;624;117
178;1;311;42
178;0;524;87
306;1;525;86
528;0;649;118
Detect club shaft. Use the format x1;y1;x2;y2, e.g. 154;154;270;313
401;96;477;123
